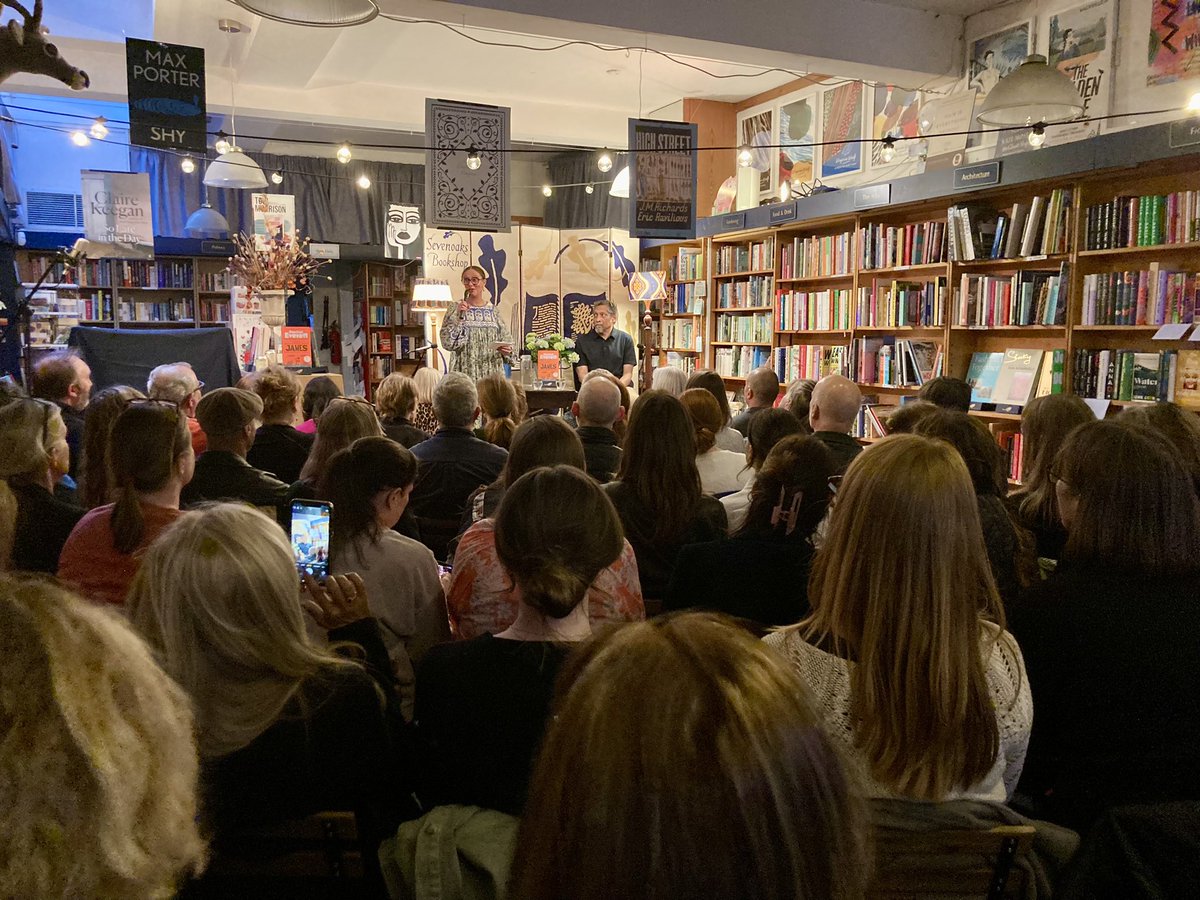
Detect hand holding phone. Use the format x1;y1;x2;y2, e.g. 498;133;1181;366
301;572;371;629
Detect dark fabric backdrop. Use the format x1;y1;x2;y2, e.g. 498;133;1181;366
69;326;241;391
544;151;629;230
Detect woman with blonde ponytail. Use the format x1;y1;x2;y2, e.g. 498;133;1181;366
416;465;625;815
58;400;194;606
475;372;520;450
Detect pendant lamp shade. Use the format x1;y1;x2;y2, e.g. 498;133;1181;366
976;54;1085;126
203;148;268;189
231;0;379;27
609;165;630;199
184;203;230;237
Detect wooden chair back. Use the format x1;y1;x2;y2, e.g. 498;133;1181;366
869;824;1037;900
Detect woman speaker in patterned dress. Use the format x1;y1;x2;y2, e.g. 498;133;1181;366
439;266;513;382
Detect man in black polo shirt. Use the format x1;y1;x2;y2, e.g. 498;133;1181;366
575;298;636;387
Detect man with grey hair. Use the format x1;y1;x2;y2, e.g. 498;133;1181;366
147;362;206;455
408;372;507;561
730;366;780;437
575;298;636;387
572;374;624;483
808;373;864;473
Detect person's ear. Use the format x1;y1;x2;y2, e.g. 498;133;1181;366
615;406;627;423
571;401;581;419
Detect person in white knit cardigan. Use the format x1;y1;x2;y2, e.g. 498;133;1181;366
764;433;1032;803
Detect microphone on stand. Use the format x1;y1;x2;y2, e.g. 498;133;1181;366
57;238;89;266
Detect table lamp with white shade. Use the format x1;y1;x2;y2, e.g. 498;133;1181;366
410;278;455;369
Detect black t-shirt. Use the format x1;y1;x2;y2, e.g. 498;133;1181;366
415;634;569;816
576;328;636;379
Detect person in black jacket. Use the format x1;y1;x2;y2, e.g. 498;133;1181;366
808;374;863;473
572;375;623;484
666;435;837;631
30;350;91;480
183;388;288;513
246;365;314;484
375;372;430;449
1011;420;1200;832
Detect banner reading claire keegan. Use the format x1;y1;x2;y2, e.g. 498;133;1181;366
80;171;154;260
628;119;697;240
125;38;206;152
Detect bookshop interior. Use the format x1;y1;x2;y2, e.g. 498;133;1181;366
5;0;1200;896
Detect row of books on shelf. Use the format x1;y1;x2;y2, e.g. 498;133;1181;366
955;266;1068;328
859;220;945;270
368;356;395;381
368;332;422;356
653;353;700;377
198;300;230;323
856;278;946;329
780;232;853;279
776;288;853;332
118;300;195;322
714;238;773;275
715;313;772;344
661;320;702;352
716;276;773;309
1080;268;1199;326
197;271;236;292
666;282;705;315
774;343;847;384
92;260;197;289
850;338;942;388
668;247;704;282
714;344;772;378
967;349;1065;412
367;306;392;326
1071;348;1199;405
947;189;1071;261
1083;191;1198;250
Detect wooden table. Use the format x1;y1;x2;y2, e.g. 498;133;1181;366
524;387;576;414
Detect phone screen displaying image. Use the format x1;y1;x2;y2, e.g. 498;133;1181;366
291;500;332;580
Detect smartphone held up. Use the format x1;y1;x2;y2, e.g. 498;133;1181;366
291;499;332;580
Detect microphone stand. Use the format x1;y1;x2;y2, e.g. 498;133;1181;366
1;250;71;385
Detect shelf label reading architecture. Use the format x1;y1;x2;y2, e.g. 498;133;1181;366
953;161;1003;190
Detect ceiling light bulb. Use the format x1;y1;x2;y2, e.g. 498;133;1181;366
880;137;897;163
70;130;90;147
1028;124;1047;148
736;144;753;168
181;155;196;173
1188;92;1200;113
89;116;108;140
542;184;553;198
271;170;284;184
214;133;231;154
585;183;595;194
337;143;352;164
465;148;482;171
356;173;371;189
779;180;791;202
597;150;613;173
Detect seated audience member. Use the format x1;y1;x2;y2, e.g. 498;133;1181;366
1119;401;1200;496
650;364;688;397
409;373;507;561
417;466;628;816
918;375;973;412
0;378;25;403
325;437;449;716
183;388;289;512
510;613;868;900
604;391;727;599
58;401;193;607
1007;393;1094;560
375;372;429;448
246;365;313;484
679;387;753;496
913;408;1037;604
0;398;82;572
286;396;384;517
412;367;443;435
448;418;644;639
730;365;780;436
572;375;624;483
1011;421;1200;831
583;369;631;445
765;435;1031;803
721;407;805;532
885;399;939;435
0;575;205;897
781;378;816;432
296;375;341;435
808;374;863;473
80;385;144;508
30;349;92;479
668;435;837;629
147;361;206;455
476;372;521;450
686;369;745;451
128;504;410;851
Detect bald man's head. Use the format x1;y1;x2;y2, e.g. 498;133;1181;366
809;374;862;434
744;366;780;408
574;376;622;428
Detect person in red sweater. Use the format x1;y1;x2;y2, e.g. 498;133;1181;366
58;400;194;606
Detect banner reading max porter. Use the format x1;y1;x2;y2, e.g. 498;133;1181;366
628;119;697;240
126;38;206;152
80;171;155;260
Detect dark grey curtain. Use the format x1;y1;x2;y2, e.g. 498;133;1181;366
130;148;424;244
544;151;629;230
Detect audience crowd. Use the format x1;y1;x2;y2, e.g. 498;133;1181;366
3;351;1199;898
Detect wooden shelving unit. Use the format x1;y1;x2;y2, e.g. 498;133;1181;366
638;239;706;389
352;260;422;400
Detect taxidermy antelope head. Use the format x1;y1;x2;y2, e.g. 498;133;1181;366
1;0;90;90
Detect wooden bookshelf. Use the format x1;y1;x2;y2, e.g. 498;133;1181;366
639;239;706;389
352;260;422;400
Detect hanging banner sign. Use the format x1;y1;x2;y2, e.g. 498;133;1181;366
628;118;697;239
251;193;296;250
426;98;511;232
80;170;155;259
125;38;206;152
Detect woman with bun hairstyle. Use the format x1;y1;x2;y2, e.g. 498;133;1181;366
416;465;624;815
475;372;520;450
685;368;746;451
679;387;753;496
